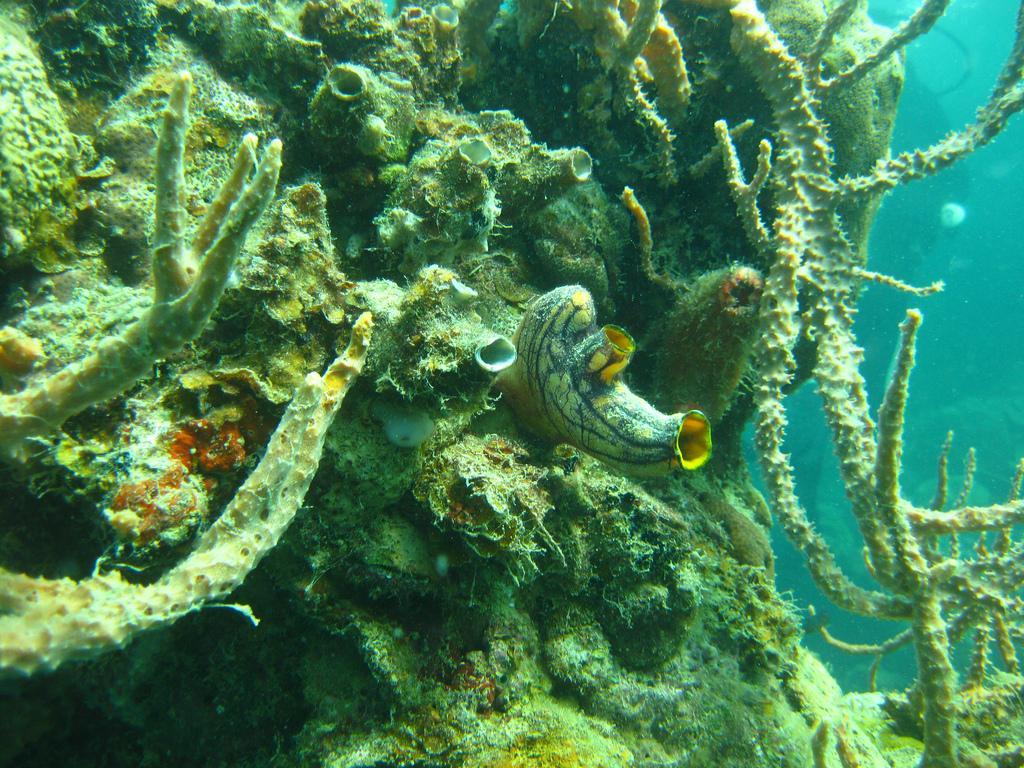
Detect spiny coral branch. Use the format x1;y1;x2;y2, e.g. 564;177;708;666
720;1;1024;764
803;0;860;87
713;119;772;253
617;0;662;67
819;0;951;94
908;501;1024;535
841;1;1024;197
853;268;944;296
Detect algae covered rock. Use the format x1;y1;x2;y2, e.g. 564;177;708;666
300;0;462;104
180;182;351;404
376;108;602;277
311;63;417;165
415;432;561;581
241;183;353;332
524;182;627;310
0;12;78;271
163;0;324;110
27;0;157;93
376;135;501;273
351;265;500;404
301;0;402;66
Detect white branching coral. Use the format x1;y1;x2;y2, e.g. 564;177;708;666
0;72;374;677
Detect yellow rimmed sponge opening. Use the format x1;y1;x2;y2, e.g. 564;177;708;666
675;410;712;470
596;325;635;383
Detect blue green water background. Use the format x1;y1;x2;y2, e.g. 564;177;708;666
770;0;1024;691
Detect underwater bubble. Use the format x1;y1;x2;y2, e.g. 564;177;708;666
474;336;517;373
939;201;966;228
371;400;435;448
434;553;450;578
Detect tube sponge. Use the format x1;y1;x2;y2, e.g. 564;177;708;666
310;63;415;163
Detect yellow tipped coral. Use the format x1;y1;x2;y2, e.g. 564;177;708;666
496;286;711;475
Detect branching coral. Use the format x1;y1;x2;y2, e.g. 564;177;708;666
714;1;1024;765
0;72;282;462
564;0;692;179
0;73;374;676
0;313;371;676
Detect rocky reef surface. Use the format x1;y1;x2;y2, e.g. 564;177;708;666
1;1;1022;767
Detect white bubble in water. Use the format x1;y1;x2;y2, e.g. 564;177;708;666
371;400;435;448
939;201;966;228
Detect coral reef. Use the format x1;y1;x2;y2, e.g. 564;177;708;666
0;74;373;675
1;1;1022;767
716;1;1024;765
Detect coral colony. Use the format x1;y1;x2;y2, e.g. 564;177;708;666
1;1;1023;766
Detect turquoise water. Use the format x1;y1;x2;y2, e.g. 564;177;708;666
775;0;1024;690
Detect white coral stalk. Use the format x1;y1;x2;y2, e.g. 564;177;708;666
0;313;373;676
0;72;282;461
